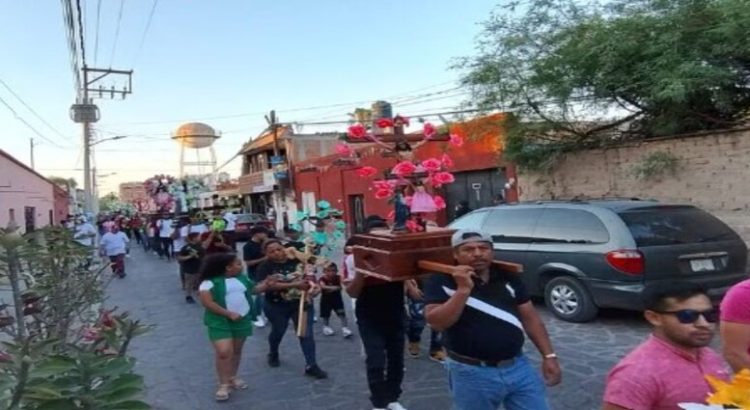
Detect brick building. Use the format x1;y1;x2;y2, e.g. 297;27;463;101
292;114;517;233
119;181;150;211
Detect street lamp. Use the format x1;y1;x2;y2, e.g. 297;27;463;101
90;135;127;146
85;135;126;215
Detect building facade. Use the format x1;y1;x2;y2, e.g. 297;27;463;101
0;149;68;232
292;114;517;233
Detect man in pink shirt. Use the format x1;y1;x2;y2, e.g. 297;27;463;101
720;278;750;372
603;281;729;410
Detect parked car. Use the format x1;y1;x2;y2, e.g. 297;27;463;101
230;213;274;242
449;200;748;322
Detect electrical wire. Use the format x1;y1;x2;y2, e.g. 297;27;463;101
133;0;159;65
0;78;74;142
75;0;87;65
94;0;101;65
60;0;81;93
109;0;125;67
0;94;67;149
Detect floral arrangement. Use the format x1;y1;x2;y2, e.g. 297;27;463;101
143;174;208;213
340;115;463;232
678;369;750;409
294;200;346;260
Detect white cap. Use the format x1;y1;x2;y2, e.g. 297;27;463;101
451;230;493;248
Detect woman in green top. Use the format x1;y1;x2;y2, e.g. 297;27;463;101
198;253;268;402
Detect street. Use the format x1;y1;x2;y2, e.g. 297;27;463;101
107;246;653;410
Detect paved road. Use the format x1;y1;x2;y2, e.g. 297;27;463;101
107;247;653;410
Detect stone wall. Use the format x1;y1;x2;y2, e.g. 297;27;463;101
518;127;750;245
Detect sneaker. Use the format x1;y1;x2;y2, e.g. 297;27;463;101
185;296;195;304
429;349;447;363
304;364;328;380
253;317;266;328
322;326;335;336
407;342;420;358
342;327;353;338
387;402;408;410
267;353;280;368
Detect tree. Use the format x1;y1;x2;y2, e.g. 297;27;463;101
457;0;750;170
47;176;77;190
98;192;120;212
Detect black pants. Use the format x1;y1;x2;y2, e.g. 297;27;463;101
132;229;143;245
159;237;173;260
320;291;345;319
356;312;406;408
264;301;317;367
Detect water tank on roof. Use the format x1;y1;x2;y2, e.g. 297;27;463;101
172;122;220;149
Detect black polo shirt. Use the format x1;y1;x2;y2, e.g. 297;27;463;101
423;266;529;362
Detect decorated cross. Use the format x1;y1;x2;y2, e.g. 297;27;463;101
337;114;464;232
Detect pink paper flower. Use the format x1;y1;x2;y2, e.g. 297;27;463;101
392;161;417;177
421;158;442;172
347;123;368;139
394;115;410;127
423;123;437;139
373;180;394;191
335;143;353;155
82;327;101;342
430;171;455;187
449;133;464;147
440;153;454;168
433;195;447;210
404;195;413;207
0;351;11;363
374;188;394;199
356;166;378;178
376;118;394;128
406;219;424;233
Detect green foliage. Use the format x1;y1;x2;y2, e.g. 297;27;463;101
458;0;750;169
632;151;681;180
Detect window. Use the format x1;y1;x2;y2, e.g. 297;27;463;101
449;210;488;231
619;206;738;247
533;208;610;244
483;208;544;243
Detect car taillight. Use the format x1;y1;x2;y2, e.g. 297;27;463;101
606;250;644;275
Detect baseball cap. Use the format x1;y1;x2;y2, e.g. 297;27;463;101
451;230;493;248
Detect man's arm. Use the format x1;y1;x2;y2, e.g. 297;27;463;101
344;269;366;298
424;266;475;332
517;301;562;386
721;321;750;372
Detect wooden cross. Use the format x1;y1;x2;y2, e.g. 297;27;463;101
343;123;450;145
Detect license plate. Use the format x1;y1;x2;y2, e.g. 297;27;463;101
690;259;715;272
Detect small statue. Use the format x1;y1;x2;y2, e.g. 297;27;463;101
392;187;411;232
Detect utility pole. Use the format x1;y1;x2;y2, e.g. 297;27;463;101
82;65;92;215
29;138;35;169
265;110;288;228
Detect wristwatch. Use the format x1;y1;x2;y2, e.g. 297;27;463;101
543;353;558;360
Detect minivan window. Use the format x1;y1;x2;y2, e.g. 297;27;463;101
450;210;488;231
533;208;610;244
483;208;543;243
619;206;738;247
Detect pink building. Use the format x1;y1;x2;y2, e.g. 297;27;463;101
0;149;67;233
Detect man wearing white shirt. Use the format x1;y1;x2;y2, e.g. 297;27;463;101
100;225;129;278
157;215;175;261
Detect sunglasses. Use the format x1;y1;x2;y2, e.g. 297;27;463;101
656;308;720;324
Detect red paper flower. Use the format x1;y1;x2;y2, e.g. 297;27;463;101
374;188;394;199
421;158;443;172
440;153;454;168
449;133;464;147
433;195;447;210
356;166;378;178
392;161;417;177
335;143;353;155
348;123;368;139
430;171;455;187
394;115;410;127
423;123;437;139
405;195;414;207
373;180;394;191
406;219;424;233
376;118;394;128
82;326;101;342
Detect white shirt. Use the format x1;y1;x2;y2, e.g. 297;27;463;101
199;278;250;316
74;223;97;246
188;223;208;235
158;219;174;238
100;232;129;256
173;226;189;251
223;212;237;231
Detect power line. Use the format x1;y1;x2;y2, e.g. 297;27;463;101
0;94;67;149
94;0;101;64
133;0;159;65
60;0;81;92
75;0;87;65
109;0;125;67
0;78;74;142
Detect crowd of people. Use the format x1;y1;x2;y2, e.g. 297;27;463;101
62;209;750;410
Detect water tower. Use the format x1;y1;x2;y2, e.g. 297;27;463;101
172;122;220;183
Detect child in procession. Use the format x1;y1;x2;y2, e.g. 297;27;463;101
319;262;353;338
198;253;268;402
177;233;205;303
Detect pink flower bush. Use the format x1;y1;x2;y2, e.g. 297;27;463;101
335;143;353;155
441;153;454;167
433;195;446;210
423;123;437;139
392;161;417;177
449;133;464;147
82;326;101;342
430;171;455;187
421;158;443;172
376;118;394;128
372;180;394;191
347;123;368;139
356;166;378;178
375;188;393;199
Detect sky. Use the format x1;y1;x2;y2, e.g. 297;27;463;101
0;0;500;194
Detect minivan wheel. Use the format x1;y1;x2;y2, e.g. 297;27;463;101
544;276;598;323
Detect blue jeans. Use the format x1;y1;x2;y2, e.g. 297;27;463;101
446;355;549;410
406;297;443;351
253;294;265;319
264;301;317;367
